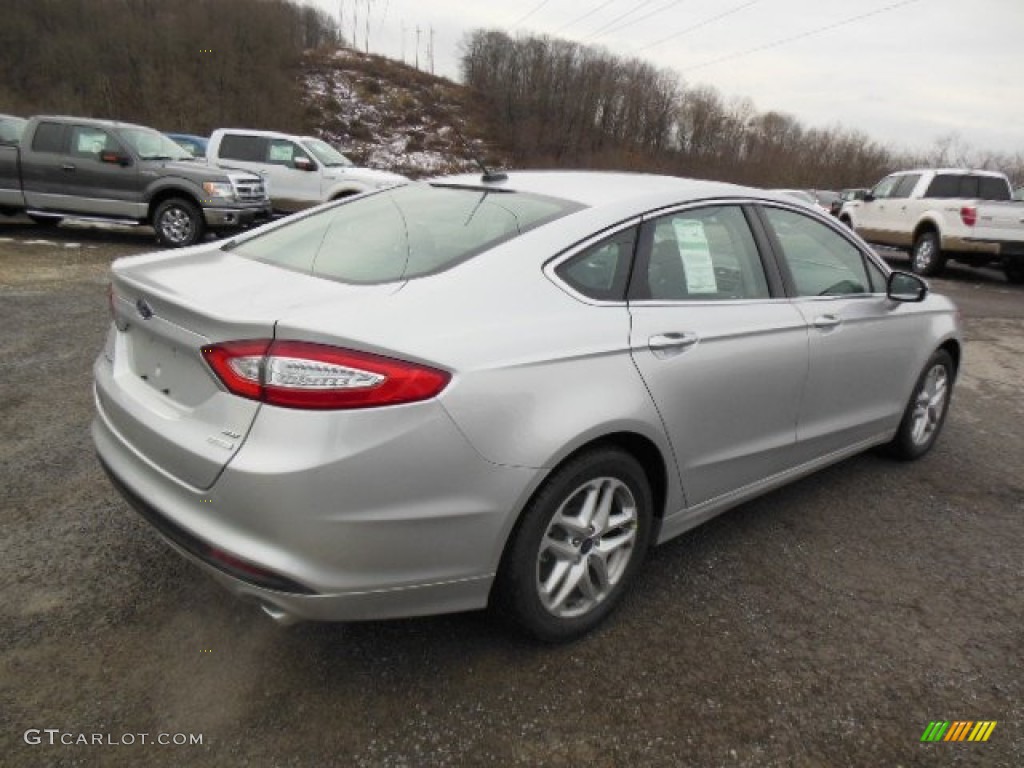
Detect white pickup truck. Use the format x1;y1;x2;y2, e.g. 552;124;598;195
838;168;1024;283
207;128;406;214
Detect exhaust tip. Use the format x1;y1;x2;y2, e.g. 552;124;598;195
259;601;302;626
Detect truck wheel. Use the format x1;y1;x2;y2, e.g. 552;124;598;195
153;198;205;247
1004;263;1024;284
491;447;653;642
910;231;945;277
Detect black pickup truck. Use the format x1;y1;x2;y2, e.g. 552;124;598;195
0;115;271;247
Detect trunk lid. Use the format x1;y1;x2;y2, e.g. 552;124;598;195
99;244;399;488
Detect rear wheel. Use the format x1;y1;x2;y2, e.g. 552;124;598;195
885;349;954;460
153;197;204;247
492;448;653;642
910;231;945;276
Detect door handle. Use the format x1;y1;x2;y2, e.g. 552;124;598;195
648;332;699;359
813;314;842;330
61;164;76;172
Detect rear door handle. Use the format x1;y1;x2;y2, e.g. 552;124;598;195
813;314;842;330
648;332;699;359
61;164;76;172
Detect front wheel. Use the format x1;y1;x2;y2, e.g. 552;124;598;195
885;349;954;460
153;197;205;247
492;448;653;642
910;231;945;277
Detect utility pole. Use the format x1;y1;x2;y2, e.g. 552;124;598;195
364;0;370;53
401;20;406;64
429;26;435;75
415;25;420;71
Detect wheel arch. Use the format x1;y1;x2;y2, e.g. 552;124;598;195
912;219;941;247
147;187;202;222
492;430;672;576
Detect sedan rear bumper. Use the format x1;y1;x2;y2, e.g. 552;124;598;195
92;381;540;623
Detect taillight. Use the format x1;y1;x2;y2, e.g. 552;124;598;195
201;339;450;410
960;206;977;227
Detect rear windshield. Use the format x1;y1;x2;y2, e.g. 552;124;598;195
228;183;584;283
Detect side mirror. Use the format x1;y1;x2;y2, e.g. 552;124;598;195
862;192;875;203
293;156;316;172
887;271;927;302
100;151;132;167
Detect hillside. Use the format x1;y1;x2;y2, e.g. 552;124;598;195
301;48;511;178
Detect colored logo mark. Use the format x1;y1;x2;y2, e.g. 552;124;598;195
921;721;997;742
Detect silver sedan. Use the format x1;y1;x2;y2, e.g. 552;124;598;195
93;171;961;641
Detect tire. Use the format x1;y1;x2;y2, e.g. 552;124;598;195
885;349;954;461
910;231;945;277
491;447;653;643
1004;263;1024;285
27;214;62;227
153;197;205;248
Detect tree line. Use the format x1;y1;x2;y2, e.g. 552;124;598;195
0;0;340;135
460;29;1023;189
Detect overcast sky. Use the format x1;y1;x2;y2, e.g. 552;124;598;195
313;0;1023;156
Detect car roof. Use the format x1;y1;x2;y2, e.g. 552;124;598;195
893;168;1007;179
213;128;305;141
431;170;767;212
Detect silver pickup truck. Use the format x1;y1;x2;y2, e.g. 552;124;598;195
0;116;271;247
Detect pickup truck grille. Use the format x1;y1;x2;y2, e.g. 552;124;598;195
234;179;267;202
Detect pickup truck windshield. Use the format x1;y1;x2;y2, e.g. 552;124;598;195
119;127;192;161
303;139;354;168
227;183;584;284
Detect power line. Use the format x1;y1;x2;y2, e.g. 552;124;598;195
679;0;924;73
592;0;691;41
553;0;618;35
636;0;761;52
584;0;661;42
513;0;555;28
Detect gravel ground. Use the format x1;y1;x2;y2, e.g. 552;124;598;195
1;219;1022;767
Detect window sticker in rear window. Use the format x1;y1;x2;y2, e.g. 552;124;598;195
673;219;718;294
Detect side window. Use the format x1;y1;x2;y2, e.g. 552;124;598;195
762;207;871;297
924;174;961;198
555;227;637;302
70;126;117;158
891;174;920;199
219;134;267;162
977;176;1010;201
268;139;313;167
870;175;900;199
634;205;770;302
31;122;66;154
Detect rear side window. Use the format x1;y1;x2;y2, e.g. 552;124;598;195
977;176;1010;201
229;183;584;284
924;174;960;198
556;228;636;301
31;122;66;154
219;134;268;162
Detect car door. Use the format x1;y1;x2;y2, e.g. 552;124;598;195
757;205;929;460
62;124;141;217
20;120;70;210
878;172;922;247
856;174;900;242
264;138;321;211
627;203;809;507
